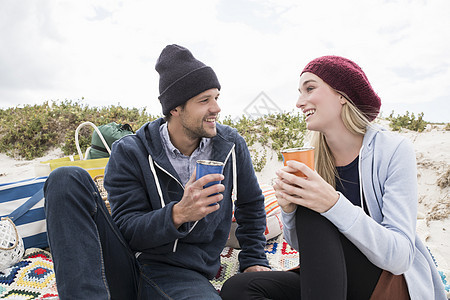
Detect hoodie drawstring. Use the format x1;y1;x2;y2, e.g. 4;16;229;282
149;155;181;252
147;145;237;253
232;147;237;202
223;145;237;203
148;155;166;209
358;145;365;213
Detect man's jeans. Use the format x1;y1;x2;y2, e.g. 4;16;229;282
138;262;221;299
44;166;221;300
44;166;139;299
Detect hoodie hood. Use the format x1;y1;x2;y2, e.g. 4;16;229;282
136;118;167;159
361;124;386;160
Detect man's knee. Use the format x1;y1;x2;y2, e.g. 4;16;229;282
45;166;91;192
44;166;96;212
48;166;90;183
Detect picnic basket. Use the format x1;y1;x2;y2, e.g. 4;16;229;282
93;175;111;214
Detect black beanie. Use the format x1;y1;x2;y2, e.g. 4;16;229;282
155;44;221;115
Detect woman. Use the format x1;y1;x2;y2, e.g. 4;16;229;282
220;56;446;299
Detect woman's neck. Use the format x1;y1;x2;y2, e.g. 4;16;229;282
323;129;363;167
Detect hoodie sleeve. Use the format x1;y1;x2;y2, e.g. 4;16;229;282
280;208;299;250
104;137;191;253
322;138;418;275
233;134;270;271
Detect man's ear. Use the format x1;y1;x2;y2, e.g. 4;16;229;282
170;107;180;117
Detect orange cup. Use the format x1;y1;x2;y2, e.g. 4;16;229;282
281;147;315;177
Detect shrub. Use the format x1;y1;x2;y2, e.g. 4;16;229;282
220;112;307;171
437;169;450;189
387;110;427;132
0;101;308;172
0;100;157;159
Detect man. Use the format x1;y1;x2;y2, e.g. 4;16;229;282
44;44;270;299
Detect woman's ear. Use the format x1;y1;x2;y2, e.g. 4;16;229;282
339;95;347;105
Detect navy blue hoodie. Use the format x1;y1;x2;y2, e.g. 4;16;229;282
104;118;269;279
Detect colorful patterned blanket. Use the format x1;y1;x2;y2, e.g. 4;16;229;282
1;238;448;298
0;248;57;299
211;234;299;291
0;237;297;299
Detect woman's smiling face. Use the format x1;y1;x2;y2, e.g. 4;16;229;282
296;72;346;132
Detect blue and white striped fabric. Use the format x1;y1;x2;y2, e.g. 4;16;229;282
0;176;48;249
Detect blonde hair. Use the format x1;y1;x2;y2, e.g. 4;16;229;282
309;97;372;188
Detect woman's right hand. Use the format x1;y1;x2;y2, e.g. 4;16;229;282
274;161;339;214
273;172;297;213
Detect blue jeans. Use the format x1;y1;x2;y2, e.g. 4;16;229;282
138;262;221;299
44;167;139;300
45;166;222;300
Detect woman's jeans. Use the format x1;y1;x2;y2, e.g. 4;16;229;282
221;205;348;300
44;166;139;300
296;205;347;299
221;205;383;300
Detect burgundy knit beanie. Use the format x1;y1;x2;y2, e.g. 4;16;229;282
301;56;381;121
156;44;221;115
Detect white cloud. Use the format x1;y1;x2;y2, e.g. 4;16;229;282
0;0;449;122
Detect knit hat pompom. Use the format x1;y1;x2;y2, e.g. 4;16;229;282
156;44;221;115
301;56;381;121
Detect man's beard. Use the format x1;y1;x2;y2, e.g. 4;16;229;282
182;122;216;140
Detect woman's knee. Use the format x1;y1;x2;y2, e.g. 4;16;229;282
221;271;301;300
220;273;255;299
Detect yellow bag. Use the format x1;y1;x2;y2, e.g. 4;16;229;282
37;156;109;179
35;122;109;179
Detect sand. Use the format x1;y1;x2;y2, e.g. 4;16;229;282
0;121;449;294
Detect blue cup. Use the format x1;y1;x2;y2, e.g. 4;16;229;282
196;160;224;204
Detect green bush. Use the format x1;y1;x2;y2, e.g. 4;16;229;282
220;112;307;171
0;101;308;172
0;103;57;159
0;100;157;159
3;101;439;174
387;111;427;132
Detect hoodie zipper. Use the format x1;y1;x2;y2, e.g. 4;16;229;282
358;145;373;217
358;145;365;212
147;145;236;252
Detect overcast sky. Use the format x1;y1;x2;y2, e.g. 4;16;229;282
1;0;449;122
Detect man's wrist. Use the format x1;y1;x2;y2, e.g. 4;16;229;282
172;203;184;229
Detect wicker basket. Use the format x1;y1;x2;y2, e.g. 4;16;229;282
0;217;25;270
93;175;111;214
